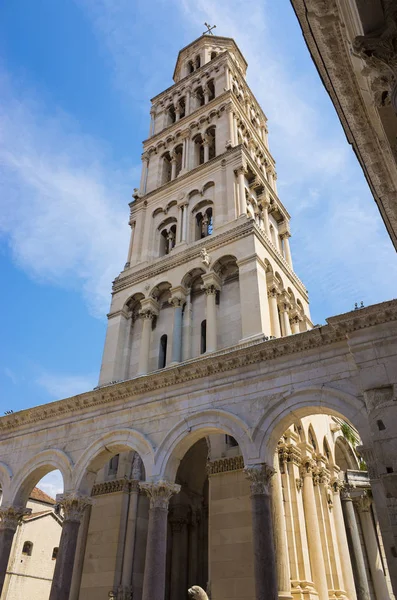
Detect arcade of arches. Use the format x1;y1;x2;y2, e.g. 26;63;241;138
1;32;397;600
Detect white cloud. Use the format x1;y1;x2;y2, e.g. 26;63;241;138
36;470;64;499
0;70;135;318
3;368;18;385
36;371;97;399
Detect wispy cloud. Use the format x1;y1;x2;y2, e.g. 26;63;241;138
36;370;97;399
0;70;135;317
3;368;18;385
36;470;64;498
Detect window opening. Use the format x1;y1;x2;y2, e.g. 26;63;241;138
108;453;119;476
201;320;207;354
22;541;33;556
52;547;59;560
159;334;168;368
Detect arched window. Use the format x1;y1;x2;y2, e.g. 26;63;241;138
108;453;119;476
173;144;183;178
52;547;59;560
161;152;172;185
206;126;216;160
195;55;201;69
187;60;194;74
207;80;215;102
167;104;176;125
22;541;33;556
196;207;213;240
308;427;317;451
178;98;186;119
194;86;205;108
159;334;167;368
210;51;217;60
193;134;204;167
270;224;277;246
323;438;331;462
201;320;207;354
159;225;177;256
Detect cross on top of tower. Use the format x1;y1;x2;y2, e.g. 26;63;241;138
202;22;216;35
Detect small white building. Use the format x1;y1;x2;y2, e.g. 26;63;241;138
2;487;62;600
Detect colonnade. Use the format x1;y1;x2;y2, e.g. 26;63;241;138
275;437;392;600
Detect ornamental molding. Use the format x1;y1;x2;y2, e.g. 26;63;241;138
91;478;140;497
1;299;397;434
278;444;302;466
291;0;397;249
207;455;244;475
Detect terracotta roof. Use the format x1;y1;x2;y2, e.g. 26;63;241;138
23;510;53;521
29;487;56;505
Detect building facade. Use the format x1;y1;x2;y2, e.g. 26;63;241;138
2;488;61;600
0;34;397;600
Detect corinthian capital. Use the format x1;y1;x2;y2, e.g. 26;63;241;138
244;463;275;495
0;506;32;531
56;493;92;523
139;480;181;510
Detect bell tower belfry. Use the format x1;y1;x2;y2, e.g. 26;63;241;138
99;35;312;386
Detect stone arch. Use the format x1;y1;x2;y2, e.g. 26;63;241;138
155;409;257;482
73;429;155;495
9;449;73;506
334;434;360;470
212;254;239;278
253;385;369;465
0;462;13;501
181;266;206;290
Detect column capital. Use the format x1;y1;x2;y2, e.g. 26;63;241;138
169;286;187;307
139;297;160;319
244;463;275;495
139;480;180;510
56;493;92;523
0;506;32;531
340;483;356;501
235;165;247;177
300;458;316;478
169;503;190;531
331;477;344;494
201;271;221;294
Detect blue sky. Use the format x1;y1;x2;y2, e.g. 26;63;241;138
1;0;397;426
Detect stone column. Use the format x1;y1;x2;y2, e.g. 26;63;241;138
188;507;200;586
120;480;140;593
357;492;389;600
169;504;189;600
182;202;189;241
227;106;235;145
49;494;92;600
171;157;177;180
281;233;293;269
69;504;92;600
201;272;221;353
262;201;271;237
139;154;149;194
236;166;247;216
125;219;136;269
300;460;329;600
340;486;370;600
331;480;357;600
138;299;159;375
268;289;281;338
203;136;210;163
279;301;292;337
271;458;293;599
204;87;209;105
139;481;180;600
290;317;300;335
245;464;278;600
185;87;191;115
169;288;186;364
175;106;181;122
0;506;31;596
182;288;192;361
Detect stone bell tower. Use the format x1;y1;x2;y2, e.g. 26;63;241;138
98;34;312;386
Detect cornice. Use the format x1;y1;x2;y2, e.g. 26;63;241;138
130;145;240;209
290;0;397;250
207;455;244;475
1;298;396;435
91;478;139;496
113;218;255;293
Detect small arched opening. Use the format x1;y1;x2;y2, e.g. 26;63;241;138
161;152;172;185
159;334;168;369
200;320;207;354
